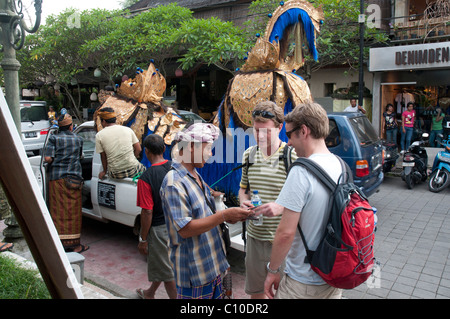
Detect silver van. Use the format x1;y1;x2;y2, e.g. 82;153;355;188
20;100;50;155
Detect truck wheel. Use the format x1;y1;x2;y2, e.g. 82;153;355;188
428;169;450;193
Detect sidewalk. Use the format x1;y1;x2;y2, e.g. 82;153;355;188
2;173;450;299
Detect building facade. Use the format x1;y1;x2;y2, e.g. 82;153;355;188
369;0;449;147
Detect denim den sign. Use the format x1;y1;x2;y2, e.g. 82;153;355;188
369;42;450;72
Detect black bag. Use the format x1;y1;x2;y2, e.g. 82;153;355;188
185;170;231;253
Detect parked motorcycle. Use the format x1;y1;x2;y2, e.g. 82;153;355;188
401;133;429;189
382;140;399;173
428;135;450;193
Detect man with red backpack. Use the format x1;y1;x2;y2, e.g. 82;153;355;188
264;101;343;299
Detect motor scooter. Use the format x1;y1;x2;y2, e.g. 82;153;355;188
401;133;429;189
428;134;450;193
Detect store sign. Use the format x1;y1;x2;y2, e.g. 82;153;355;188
369;42;450;71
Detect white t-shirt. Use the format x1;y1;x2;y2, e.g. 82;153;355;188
95;125;140;173
276;153;342;285
343;105;359;112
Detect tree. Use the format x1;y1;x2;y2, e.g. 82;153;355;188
18;8;124;120
171;17;251;75
83;3;194;78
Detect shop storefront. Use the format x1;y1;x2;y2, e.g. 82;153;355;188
369;41;450;148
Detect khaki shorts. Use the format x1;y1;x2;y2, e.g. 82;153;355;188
147;224;174;282
275;274;342;299
245;236;284;295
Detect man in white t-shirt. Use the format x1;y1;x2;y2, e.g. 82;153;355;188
343;98;366;114
95;107;145;179
264;101;343;299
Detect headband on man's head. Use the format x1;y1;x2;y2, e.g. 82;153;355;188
175;123;220;144
98;109;117;120
58;114;73;126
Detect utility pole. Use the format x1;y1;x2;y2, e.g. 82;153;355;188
358;0;365;107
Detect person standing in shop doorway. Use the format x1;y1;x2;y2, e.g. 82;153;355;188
382;103;398;145
429;107;444;147
401;102;416;153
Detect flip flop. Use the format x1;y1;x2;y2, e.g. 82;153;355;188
136;288;145;299
77;244;89;253
0;242;14;253
69;244;89;254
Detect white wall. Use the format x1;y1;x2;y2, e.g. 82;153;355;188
309;67;374;99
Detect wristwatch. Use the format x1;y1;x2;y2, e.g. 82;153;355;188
139;235;147;243
266;262;281;274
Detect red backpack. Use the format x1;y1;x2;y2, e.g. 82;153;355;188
289;157;376;289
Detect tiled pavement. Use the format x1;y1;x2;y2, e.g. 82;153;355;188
344;175;450;299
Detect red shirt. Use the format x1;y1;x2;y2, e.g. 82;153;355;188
136;160;169;210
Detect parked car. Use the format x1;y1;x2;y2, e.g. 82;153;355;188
326;113;384;197
178;110;206;123
20;100;50;155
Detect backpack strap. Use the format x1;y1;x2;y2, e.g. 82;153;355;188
288;156;348;264
289;157;337;191
244;145;259;195
280;144;293;173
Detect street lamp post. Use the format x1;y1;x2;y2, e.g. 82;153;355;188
358;0;365;109
0;0;42;238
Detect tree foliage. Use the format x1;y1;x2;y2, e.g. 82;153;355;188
172;17;250;74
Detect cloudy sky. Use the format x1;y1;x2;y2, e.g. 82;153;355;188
40;0;123;24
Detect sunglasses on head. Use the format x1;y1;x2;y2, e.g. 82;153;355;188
286;126;300;139
252;110;275;119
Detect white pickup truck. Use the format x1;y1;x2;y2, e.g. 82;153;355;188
29;120;246;251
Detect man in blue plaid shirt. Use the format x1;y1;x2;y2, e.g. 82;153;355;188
44;114;88;253
160;123;251;299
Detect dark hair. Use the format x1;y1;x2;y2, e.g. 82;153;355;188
57;114;71;131
386;103;394;111
100;107;117;123
143;134;165;155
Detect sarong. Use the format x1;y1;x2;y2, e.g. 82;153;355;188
109;163;146;179
48;179;82;250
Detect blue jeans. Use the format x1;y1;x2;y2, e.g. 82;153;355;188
429;129;443;147
386;128;397;145
401;127;413;151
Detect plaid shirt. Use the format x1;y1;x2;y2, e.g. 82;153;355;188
44;131;83;181
160;160;229;288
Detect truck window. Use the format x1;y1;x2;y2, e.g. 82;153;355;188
76;128;96;158
326;119;341;148
349;116;379;146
